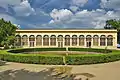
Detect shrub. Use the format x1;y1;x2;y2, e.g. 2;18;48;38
0;48;120;65
66;51;120;65
0;51;64;65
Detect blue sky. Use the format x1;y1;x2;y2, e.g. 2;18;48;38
0;0;120;29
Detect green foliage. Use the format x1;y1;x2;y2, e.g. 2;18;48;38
0;50;64;65
104;19;120;43
0;18;17;48
104;19;120;30
0;48;120;65
66;52;120;65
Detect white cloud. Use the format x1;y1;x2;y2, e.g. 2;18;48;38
48;9;120;28
49;9;73;23
74;9;120;28
71;0;88;7
100;0;120;10
69;0;88;12
13;0;35;16
0;0;21;9
69;6;78;12
0;0;35;17
0;13;16;23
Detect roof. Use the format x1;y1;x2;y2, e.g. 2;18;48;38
16;29;117;33
17;28;116;30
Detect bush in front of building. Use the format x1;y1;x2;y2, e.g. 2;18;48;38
68;48;112;53
0;51;64;65
1;48;120;65
65;50;120;65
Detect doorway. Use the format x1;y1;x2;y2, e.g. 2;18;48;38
29;35;35;47
58;42;63;48
57;35;63;48
30;41;34;47
86;35;92;48
86;41;91;48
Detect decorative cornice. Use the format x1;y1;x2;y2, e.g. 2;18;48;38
16;29;117;33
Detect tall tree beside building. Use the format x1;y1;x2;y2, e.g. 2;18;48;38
0;18;17;48
104;19;120;43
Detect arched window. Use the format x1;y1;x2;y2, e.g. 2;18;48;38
72;35;77;46
86;35;92;47
29;35;35;42
29;35;35;47
65;35;70;46
93;35;99;46
100;35;106;46
107;35;113;46
43;35;49;46
15;35;21;46
86;35;92;42
57;35;63;41
36;35;42;46
57;35;63;48
79;35;84;46
22;35;28;46
50;35;56;46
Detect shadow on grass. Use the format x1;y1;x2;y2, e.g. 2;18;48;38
0;67;95;80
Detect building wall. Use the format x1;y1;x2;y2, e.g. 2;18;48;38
15;29;117;49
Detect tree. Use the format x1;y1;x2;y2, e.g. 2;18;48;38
104;19;120;43
0;18;17;48
104;19;120;30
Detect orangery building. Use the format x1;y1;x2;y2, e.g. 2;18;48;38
15;29;117;49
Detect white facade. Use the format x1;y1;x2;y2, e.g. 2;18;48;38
15;29;117;49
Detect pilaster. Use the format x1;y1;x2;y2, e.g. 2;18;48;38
105;37;107;46
70;36;72;47
77;37;79;47
28;37;29;47
98;37;100;46
91;36;93;47
34;37;36;47
21;36;22;47
42;37;43;47
49;36;50;46
84;38;86;47
56;37;58;47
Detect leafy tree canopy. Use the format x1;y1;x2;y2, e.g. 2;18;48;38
0;18;17;48
104;19;120;44
104;19;120;31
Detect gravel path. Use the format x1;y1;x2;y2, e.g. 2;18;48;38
0;61;120;80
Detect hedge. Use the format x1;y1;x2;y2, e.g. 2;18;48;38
0;48;120;65
66;50;120;65
0;51;64;65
